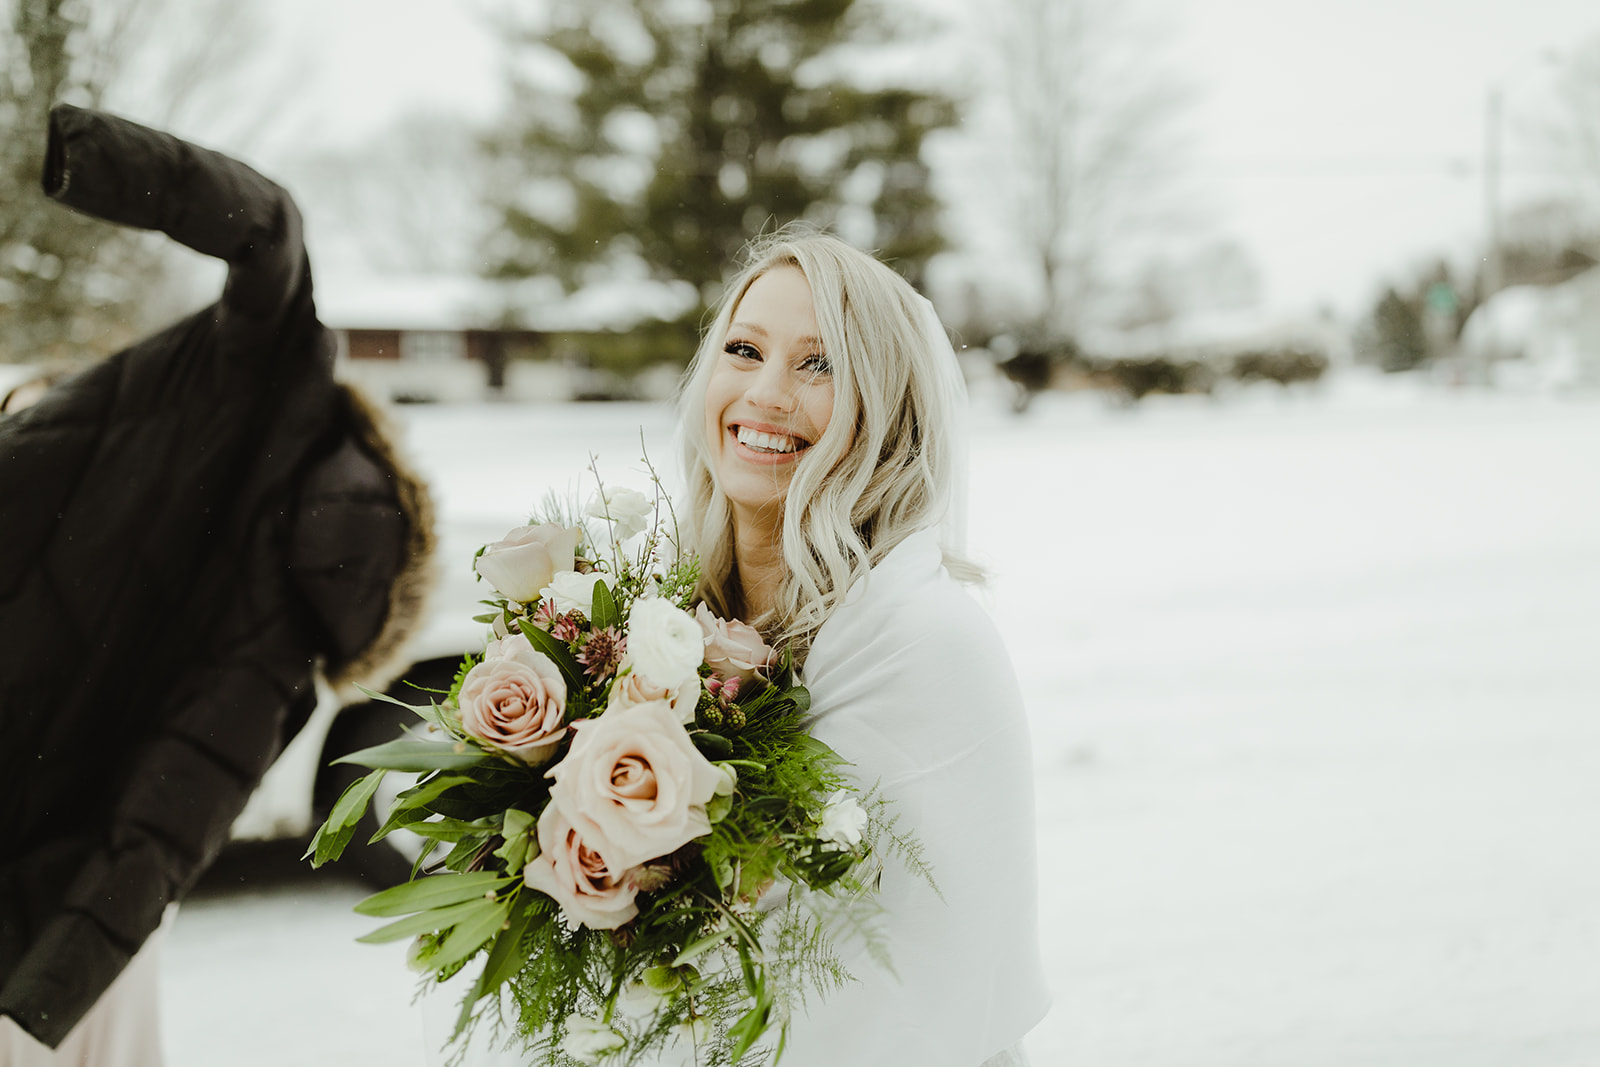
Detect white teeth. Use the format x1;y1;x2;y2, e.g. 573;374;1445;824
736;427;802;454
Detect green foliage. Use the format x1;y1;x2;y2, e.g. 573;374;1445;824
304;768;388;867
1;0;152;361
485;0;955;329
1371;287;1428;373
1228;347;1328;386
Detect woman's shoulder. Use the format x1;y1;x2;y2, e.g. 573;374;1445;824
806;529;1012;687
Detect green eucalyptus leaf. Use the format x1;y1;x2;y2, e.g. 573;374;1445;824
455;891;538;1035
590;577;620;630
726;999;772;1062
304;768;387;867
350;683;433;716
353;871;512;917
671;928;730;967
356;898;490;944
691;732;733;760
334;739;489;772
518;617;583;689
491;808;536;872
430;895;513;972
369;773;473;843
443;833;491;872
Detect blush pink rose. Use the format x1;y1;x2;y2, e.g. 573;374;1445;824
695;603;777;682
546;700;723;871
457;638;567;765
522;804;639;930
607;664;699;724
474;523;579;604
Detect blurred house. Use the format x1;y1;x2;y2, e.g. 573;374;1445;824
1459;268;1600;388
1084;306;1352;369
317;272;697;403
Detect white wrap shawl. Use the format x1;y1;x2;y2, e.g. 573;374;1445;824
780;529;1051;1065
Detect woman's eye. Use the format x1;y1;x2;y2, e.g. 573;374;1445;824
802;353;831;375
724;341;760;361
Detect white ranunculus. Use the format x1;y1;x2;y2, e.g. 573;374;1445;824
560;1014;627;1063
585;486;653;542
625;596;704;689
817;790;867;848
542;570;613;616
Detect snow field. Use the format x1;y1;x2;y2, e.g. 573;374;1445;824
162;381;1600;1066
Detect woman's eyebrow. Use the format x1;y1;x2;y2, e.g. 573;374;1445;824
728;322;825;351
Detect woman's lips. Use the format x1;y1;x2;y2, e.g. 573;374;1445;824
728;423;808;464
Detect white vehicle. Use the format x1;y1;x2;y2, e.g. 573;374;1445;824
229;513;514;883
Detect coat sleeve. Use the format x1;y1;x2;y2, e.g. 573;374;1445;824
41;104;305;326
783;536;1051;1066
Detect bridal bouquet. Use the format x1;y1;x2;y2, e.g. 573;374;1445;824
308;471;916;1066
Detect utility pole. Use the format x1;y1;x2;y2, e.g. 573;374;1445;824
1483;84;1504;303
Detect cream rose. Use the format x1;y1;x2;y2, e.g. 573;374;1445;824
607;665;699;724
457;639;567;765
541;569;613;616
625;597;704;689
695;603;778;682
475;523;579;604
522;805;640;932
585;486;653;542
546;700;723;871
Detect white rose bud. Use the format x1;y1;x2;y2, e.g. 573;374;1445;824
560;1014;627;1064
541;570;613;616
817;790;867;848
625;596;704;689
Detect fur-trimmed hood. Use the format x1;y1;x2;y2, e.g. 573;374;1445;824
320;382;438;697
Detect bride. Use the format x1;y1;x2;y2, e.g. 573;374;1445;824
451;230;1049;1066
678;230;1047;1065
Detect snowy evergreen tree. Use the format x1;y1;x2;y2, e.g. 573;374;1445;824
483;0;955;325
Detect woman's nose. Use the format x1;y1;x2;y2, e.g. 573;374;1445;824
745;357;797;412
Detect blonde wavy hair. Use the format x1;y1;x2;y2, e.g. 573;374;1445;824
676;228;974;651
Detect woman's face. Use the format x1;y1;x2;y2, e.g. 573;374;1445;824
703;265;836;535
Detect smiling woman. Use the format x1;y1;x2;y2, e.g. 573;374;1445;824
665;227;1050;1066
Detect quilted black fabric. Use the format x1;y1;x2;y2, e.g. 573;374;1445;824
0;105;424;1047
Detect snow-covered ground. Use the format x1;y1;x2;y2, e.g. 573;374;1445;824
161;374;1600;1066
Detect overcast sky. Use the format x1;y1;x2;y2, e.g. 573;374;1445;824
179;0;1600;320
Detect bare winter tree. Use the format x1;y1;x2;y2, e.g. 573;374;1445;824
982;0;1193;341
287;113;498;279
1547;33;1600;254
0;0;269;363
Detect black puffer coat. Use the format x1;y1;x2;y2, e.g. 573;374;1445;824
0;105;435;1048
